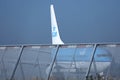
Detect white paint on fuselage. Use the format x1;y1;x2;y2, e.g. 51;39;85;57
55;62;111;73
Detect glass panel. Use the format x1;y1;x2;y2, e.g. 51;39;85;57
14;45;56;80
50;44;94;80
0;46;21;80
95;44;120;80
0;44;120;80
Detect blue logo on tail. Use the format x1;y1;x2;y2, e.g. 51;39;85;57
52;26;57;37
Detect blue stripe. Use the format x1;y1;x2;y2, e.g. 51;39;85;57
52;48;112;62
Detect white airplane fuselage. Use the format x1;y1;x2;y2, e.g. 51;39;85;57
52;48;112;73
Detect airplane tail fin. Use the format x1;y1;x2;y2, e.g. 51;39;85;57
50;4;64;45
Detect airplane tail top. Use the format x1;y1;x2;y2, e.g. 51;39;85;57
50;4;64;45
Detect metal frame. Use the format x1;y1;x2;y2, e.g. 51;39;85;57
0;44;118;80
10;46;24;80
46;45;60;80
85;44;98;79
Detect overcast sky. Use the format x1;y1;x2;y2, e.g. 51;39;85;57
0;0;120;45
